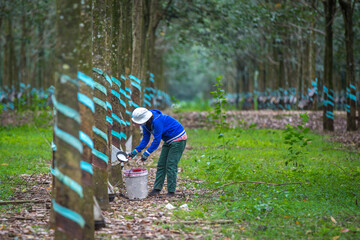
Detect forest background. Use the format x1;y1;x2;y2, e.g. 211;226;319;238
1;0;359;111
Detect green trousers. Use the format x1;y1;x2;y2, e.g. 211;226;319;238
153;140;186;193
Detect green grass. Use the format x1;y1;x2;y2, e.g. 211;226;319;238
0;125;52;200
1;121;359;239
174;128;360;239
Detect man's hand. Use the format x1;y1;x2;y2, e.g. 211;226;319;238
128;150;137;160
141;153;149;161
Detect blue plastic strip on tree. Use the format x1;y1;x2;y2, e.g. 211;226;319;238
92;149;108;164
345;104;350;113
350;84;356;90
52;95;81;124
94;82;107;96
325;100;334;106
112;113;125;126
105;74;112;87
111;130;126;140
131;81;141;91
54;125;83;154
52;199;85;228
51;141;57;151
327;94;334;101
60;74;79;86
121;74;126;80
111;89;121;101
106;101;112;112
131;101;139;108
79;131;94;149
120;131;127;140
129;75;141;85
143;100;151;107
93;67;104;76
111;130;127;140
125;121;131;126
326;112;334;120
111;76;121;88
126;110;132;116
120;88;131;99
111;130;121;140
150;78;154;82
92;126;108;144
144;94;151;100
120;99;126;108
150;73;154;78
349;93;357;101
93;97;107;111
125;87;132;95
106;116;113;126
77;93;95;113
51;167;83;198
80;161;93;175
78;72;94;89
323;86;328;93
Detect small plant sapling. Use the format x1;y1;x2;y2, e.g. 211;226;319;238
283;112;312;167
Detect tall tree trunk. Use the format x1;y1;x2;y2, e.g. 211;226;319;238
53;0;84;239
120;0;133;151
339;0;357;131
130;0;145;145
20;0;27;89
78;0;95;237
8;18;14;88
322;0;336;131
38;23;45;89
109;0;125;188
92;0;110;210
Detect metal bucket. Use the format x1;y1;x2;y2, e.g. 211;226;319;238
123;168;148;199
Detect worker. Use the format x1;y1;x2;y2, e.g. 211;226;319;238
128;107;187;197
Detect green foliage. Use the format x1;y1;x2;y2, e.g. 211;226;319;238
207;75;232;166
0;125;52;200
208;76;228;131
283;112;312;167
175;128;360;239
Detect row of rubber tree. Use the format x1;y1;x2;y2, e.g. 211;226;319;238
51;0;170;239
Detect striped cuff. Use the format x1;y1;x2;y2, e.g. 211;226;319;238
144;150;150;157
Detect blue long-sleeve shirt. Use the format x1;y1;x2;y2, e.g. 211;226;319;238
135;109;186;156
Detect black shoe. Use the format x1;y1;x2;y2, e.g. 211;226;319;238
166;192;175;197
148;189;161;197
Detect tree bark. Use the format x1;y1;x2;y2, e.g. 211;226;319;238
130;0;145;145
322;0;336;131
54;0;84;239
339;0;357;131
92;0;110;210
78;0;95;237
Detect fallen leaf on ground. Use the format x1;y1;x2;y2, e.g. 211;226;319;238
165;203;176;210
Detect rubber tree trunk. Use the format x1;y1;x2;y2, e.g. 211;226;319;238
130;0;145;146
322;0;336;131
339;0;357;131
92;0;110;210
53;0;84;239
120;0;133;151
78;0;95;238
104;0;114;197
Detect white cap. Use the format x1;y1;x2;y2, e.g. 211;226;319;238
131;107;152;124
